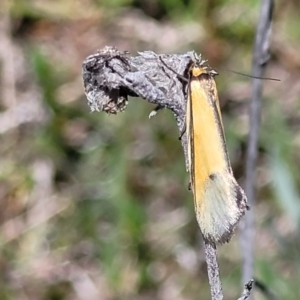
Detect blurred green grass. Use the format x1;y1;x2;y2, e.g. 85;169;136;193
0;0;300;299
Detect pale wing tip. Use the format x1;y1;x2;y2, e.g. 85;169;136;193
195;173;248;245
203;230;234;245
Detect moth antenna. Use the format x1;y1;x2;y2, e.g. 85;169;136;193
159;56;189;82
222;68;280;81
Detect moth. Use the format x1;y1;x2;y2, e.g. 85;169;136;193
186;62;248;244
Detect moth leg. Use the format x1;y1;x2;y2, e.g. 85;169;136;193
149;105;164;118
179;123;186;140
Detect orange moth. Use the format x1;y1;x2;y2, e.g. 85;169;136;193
186;63;248;244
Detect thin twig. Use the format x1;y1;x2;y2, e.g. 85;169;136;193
82;46;224;300
237;279;254;300
204;242;223;300
240;0;274;291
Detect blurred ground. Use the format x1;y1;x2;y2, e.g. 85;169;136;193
0;0;300;299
